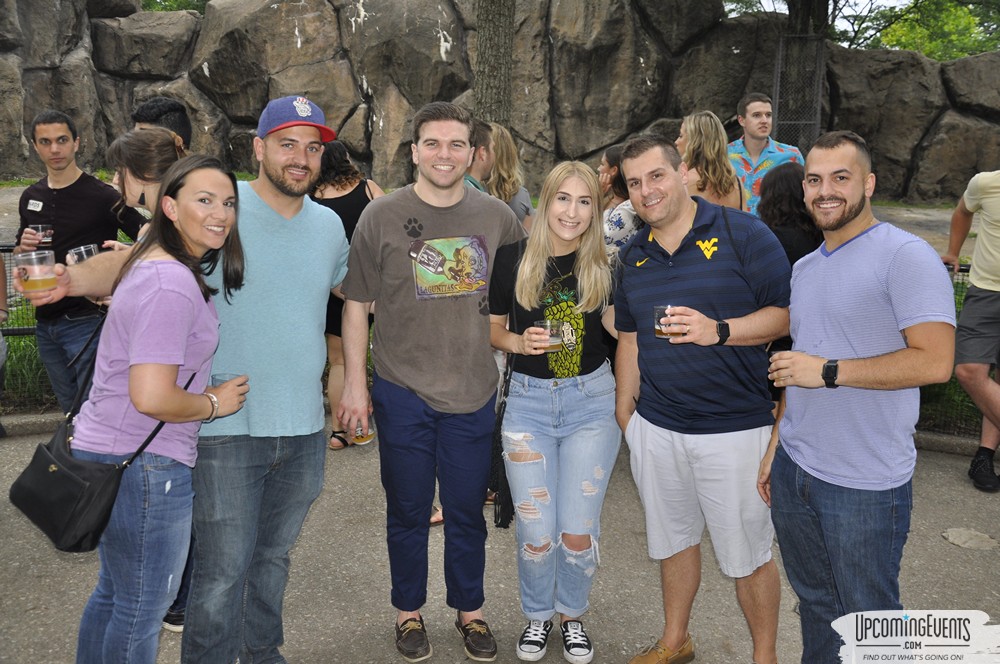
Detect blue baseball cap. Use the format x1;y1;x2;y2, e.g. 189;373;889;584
256;95;337;142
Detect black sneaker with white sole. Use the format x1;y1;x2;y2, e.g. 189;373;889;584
162;608;184;633
560;620;593;664
516;619;552;661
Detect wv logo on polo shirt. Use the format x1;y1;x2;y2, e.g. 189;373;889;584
696;238;719;259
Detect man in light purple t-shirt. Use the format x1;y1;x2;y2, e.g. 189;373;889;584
760;131;956;664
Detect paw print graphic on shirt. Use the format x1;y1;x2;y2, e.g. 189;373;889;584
404;218;423;238
479;296;490;316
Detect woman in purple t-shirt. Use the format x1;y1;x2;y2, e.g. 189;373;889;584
70;155;247;664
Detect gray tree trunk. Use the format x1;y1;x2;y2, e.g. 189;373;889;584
474;0;515;125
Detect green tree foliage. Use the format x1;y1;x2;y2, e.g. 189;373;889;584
141;0;206;12
725;0;1000;58
873;0;1000;59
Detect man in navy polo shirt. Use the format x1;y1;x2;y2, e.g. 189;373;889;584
615;135;790;664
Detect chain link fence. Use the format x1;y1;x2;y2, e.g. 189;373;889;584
918;267;981;438
0;244;58;412
772;34;825;153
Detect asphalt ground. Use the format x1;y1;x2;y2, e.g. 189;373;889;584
1;425;998;664
0;188;993;663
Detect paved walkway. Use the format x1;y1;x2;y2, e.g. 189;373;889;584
0;186;991;662
1;428;998;663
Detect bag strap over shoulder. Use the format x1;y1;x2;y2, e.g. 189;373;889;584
65;315;106;421
121;373;198;469
63;317;199;467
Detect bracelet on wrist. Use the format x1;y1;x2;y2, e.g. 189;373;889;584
202;391;220;423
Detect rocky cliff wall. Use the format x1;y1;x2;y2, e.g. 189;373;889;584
2;0;998;202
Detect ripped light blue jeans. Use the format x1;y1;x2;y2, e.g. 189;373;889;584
501;361;621;620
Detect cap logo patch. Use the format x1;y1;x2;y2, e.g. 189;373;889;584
293;97;312;118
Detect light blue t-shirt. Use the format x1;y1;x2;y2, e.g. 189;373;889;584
779;222;956;490
201;181;349;437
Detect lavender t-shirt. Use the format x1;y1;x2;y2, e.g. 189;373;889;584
72;260;219;467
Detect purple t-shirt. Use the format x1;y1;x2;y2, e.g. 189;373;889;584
72;260;219;467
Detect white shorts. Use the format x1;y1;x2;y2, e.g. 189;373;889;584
626;412;774;577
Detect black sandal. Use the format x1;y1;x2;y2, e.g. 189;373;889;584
329;431;353;450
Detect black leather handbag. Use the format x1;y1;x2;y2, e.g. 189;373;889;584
9;320;195;552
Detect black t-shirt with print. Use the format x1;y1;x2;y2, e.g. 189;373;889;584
489;240;610;379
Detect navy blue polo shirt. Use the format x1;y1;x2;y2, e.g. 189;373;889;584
614;197;791;434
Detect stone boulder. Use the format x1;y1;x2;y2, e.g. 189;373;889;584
942;51;1000;124
189;0;341;124
0;0;22;52
368;82;416;188
337;0;470;109
549;0;670;157
337;103;371;159
509;0;554;154
87;0;139;19
0;54;28;178
92;11;201;79
908;111;1000;202
672;14;786;123
827;44;948;198
635;0;724;54
227;125;257;176
15;0;89;69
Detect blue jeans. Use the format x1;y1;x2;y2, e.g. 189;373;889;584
372;373;495;612
36;312;103;414
770;445;912;664
181;431;326;664
502;362;620;620
74;451;192;664
168;545;194;614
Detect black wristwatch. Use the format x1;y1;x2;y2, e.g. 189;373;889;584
715;320;730;346
822;359;839;388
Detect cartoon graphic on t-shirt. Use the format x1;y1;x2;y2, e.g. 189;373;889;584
541;273;585;378
409;235;488;299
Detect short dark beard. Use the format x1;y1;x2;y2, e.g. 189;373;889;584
262;160;317;198
812;190;866;232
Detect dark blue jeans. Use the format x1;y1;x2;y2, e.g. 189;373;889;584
372;373;496;612
74;451;192;664
770;445;912;664
36;312;103;413
181;431;326;664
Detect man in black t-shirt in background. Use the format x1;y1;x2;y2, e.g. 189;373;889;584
16;109;143;413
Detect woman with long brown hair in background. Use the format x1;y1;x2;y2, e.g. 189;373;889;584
675;110;745;211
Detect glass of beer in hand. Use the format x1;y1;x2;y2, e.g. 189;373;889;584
654;305;684;338
28;225;54;248
534;320;564;352
15;250;57;292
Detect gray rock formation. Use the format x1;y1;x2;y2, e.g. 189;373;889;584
87;0;139;19
1;0;997;204
92;11;201;80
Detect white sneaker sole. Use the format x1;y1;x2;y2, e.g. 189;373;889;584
516;644;547;661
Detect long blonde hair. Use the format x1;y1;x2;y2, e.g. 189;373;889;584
515;162;611;314
681;110;738;198
486;122;524;202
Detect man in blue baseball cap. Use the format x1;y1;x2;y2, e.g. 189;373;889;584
180;94;349;663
